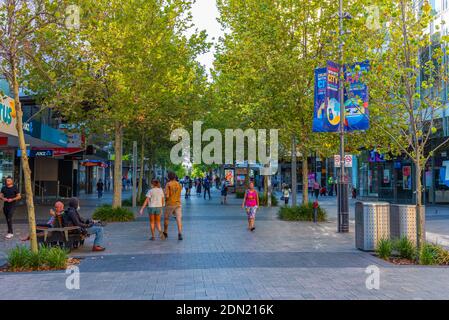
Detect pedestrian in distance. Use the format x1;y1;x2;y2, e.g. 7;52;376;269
0;176;21;239
203;176;211;200
184;175;190;199
164;172;183;240
283;185;291;206
140;179;166;241
196;177;202;196
96;179;104;199
242;182;259;232
313;180;320;200
220;179;228;204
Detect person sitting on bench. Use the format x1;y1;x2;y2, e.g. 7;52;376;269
63;198;106;252
20;201;65;241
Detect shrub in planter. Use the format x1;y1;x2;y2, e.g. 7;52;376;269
394;237;416;260
376;238;393;260
6;245;69;271
259;193;278;207
419;243;438;265
278;203;327;222
92;205;135;222
235;191;245;199
122;194;147;207
433;245;449;265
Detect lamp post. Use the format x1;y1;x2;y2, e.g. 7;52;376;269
337;0;350;233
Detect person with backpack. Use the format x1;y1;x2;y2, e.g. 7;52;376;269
220;179;228;204
63;197;106;252
242;182;259;232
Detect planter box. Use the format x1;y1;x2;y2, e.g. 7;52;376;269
355;201;390;251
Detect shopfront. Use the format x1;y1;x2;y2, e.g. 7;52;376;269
357;150;414;204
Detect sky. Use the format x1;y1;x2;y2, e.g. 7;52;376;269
189;0;223;73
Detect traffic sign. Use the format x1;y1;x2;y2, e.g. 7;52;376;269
334;155;353;167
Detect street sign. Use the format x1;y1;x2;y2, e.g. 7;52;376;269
334;155;341;167
344;155;353;167
334;155;353;167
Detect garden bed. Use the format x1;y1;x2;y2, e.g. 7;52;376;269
376;237;449;266
0;246;81;272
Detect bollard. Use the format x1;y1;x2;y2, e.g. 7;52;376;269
313;200;319;223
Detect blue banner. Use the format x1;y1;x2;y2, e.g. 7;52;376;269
312;60;370;132
344;61;370;131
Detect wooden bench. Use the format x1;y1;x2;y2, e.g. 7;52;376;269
36;225;86;250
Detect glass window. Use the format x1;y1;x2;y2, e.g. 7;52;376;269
0;149;14;187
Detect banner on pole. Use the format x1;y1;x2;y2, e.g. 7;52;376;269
312;61;370;132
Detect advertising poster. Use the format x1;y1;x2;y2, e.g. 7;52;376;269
224;169;234;187
344;61;370;131
312;67;328;132
403;166;412;190
312;60;370;132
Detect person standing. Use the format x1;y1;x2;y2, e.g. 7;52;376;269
242;182;259;232
220;179;228;204
313;180;320;200
0;177;21;239
140;179;165;240
196;177;202;196
283;185;291;206
96;179;104;199
164;172;183;240
184;176;190;199
203;177;211;200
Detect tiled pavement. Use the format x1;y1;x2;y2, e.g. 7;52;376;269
1;189;449;299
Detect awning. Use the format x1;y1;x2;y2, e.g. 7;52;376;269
81;160;108;168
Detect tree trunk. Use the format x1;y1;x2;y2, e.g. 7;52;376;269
302;156;309;204
291;136;297;206
11;61;38;253
415;159;425;252
137;135;145;200
112;122;123;208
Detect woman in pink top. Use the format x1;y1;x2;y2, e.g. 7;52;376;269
242;182;259;232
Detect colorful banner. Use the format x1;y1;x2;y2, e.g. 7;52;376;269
312;61;370;132
344;61;370;131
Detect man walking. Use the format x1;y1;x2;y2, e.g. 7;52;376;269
164;172;183;240
96;179;104;199
203;176;211;200
0;177;21;239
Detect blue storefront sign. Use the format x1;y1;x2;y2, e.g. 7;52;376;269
17;149;53;157
22;120;42;139
40;124;68;147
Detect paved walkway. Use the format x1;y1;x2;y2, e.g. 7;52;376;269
1;189;449;299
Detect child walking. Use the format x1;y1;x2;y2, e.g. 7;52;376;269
242;182;259;232
140;179;165;240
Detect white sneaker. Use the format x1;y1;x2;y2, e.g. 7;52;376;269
5;233;14;239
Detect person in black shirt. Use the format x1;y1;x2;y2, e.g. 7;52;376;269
0;177;21;239
96;179;104;199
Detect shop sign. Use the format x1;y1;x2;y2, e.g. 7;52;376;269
23;120;42;139
0;96;17;137
41;124;68;147
17;149;53;157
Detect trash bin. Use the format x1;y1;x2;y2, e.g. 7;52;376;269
390;204;421;246
355;201;390;251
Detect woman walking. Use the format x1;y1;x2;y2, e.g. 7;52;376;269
313;180;320;200
242;182;259;232
140;179;165;241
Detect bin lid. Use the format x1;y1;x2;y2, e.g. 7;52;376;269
356;201;390;206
